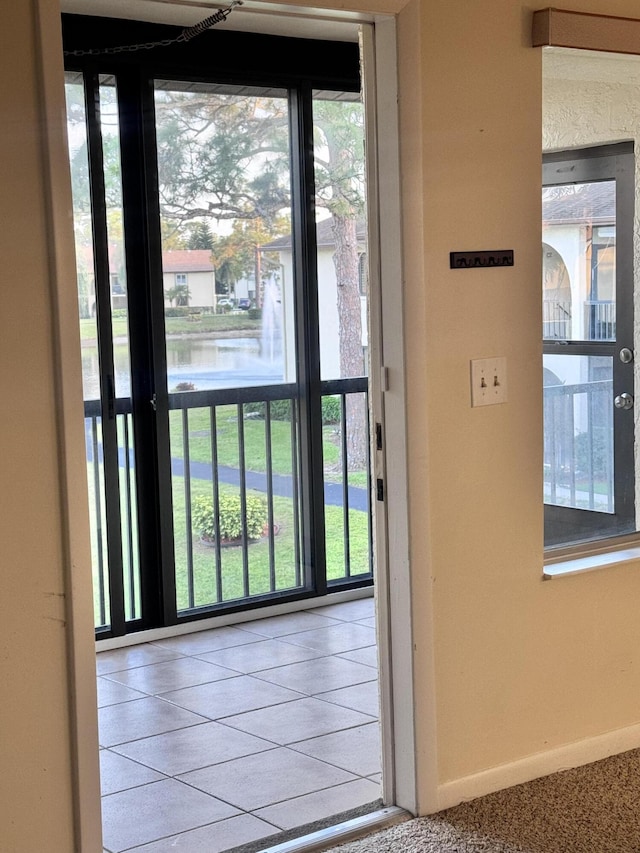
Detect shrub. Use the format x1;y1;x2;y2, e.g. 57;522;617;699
165;307;190;318
244;400;292;421
192;493;268;542
112;308;128;319
243;397;340;424
321;396;341;425
247;308;262;320
173;381;196;392
574;429;610;479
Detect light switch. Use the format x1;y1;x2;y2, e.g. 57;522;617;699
471;357;508;407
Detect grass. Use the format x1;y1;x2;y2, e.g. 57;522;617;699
87;365;370;627
80;314;261;342
171;476;370;612
89;464;370;623
170;405;368;487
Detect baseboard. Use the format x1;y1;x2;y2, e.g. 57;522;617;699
436;720;640;811
96;587;373;650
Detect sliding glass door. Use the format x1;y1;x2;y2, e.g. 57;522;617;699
63;16;373;637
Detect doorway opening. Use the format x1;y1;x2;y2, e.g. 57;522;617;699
63;15;372;639
63;9;397;850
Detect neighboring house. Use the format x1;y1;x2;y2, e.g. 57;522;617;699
161;249;216;308
542;182;615;389
542;181;615;343
77;248;218;314
261;217;368;380
75;243;127;318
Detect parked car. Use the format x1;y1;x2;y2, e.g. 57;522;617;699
237;298;252;310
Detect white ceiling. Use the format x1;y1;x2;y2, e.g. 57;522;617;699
60;0;367;42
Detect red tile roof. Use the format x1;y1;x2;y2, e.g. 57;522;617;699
543;181;615;225
162;250;214;272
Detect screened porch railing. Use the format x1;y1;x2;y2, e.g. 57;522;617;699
85;379;372;629
543;378;614;512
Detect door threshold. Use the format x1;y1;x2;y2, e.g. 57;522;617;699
259;807;410;853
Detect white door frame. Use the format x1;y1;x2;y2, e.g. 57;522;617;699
37;2;423;847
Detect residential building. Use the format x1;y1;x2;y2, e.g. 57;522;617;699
262;217;368;380
162;249;217;308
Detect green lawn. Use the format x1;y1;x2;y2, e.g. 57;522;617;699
170;405;368;487
171;476;370;611
89;460;370;624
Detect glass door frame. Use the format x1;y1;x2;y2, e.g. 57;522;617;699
63;14;372;638
543;142;636;548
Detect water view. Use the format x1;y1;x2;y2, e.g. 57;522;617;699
81;333;284;400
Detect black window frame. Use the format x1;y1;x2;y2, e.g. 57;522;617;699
543;142;636;550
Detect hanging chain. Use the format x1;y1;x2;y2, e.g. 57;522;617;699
64;0;243;58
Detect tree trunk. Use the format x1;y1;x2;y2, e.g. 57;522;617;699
331;214;368;470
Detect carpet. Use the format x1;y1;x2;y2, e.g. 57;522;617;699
323;749;640;852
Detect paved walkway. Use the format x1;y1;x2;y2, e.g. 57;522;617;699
170;457;370;511
85;423;369;512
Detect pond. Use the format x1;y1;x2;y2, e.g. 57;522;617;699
81;335;285;400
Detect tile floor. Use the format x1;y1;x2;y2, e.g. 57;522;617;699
97;597;381;853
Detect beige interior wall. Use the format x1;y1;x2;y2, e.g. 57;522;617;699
401;0;640;794
11;0;640;846
0;3;77;850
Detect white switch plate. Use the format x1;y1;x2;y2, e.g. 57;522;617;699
470;357;508;407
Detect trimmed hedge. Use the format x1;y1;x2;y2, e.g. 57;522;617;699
192;493;267;542
244;396;341;425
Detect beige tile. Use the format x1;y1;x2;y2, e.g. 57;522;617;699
252;656;376;695
96;645;182;675
151;626;262;655
100;750;165;796
125;814;281;853
160;673;302;719
179;747;355;811
196;638;324;673
222;696;375;744
309;598;375;622
99;697;207;747
112;721;275;776
101;779;238;852
104;656;236;695
337;646;378;668
291;722;381;776
238;611;340;638
319;680;380;717
281;623;375;654
97;677;145;708
254;777;381;830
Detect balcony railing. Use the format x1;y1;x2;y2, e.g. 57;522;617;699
543;299;571;340
85;380;372;629
584;300;615;341
543;378;614;512
543;299;616;341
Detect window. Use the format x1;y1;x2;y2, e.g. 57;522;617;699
543;144;635;548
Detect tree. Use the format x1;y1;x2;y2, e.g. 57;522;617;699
314;99;368;468
209;217;288;300
153;89;368;467
187;221;214;250
164;284;190;307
